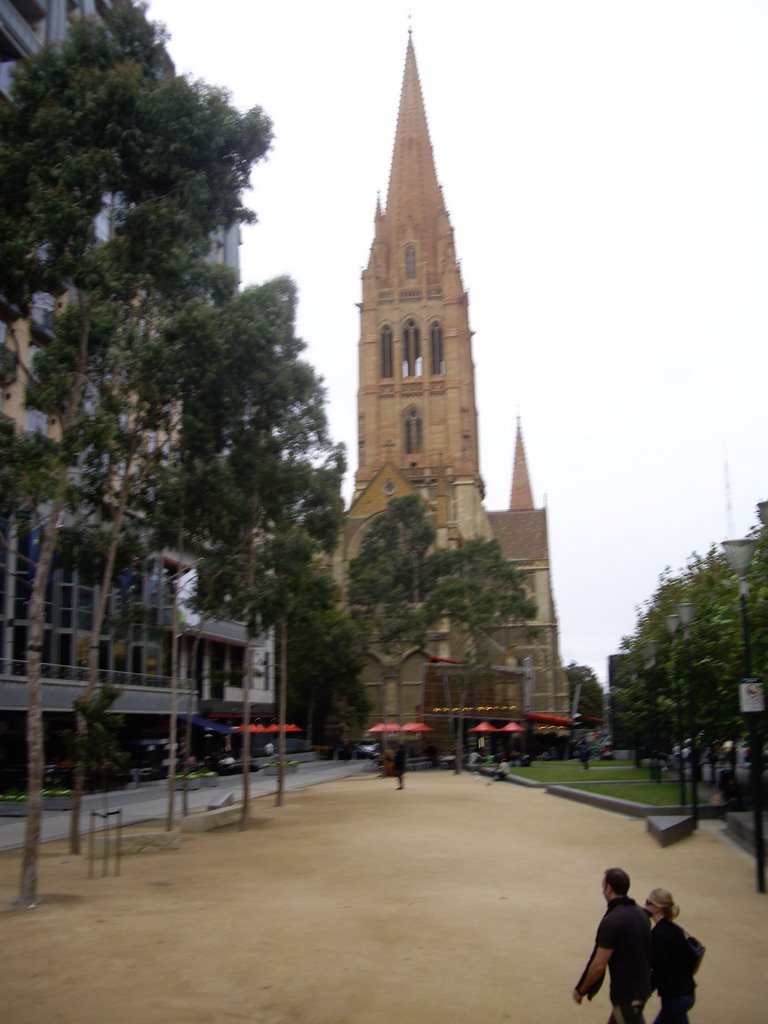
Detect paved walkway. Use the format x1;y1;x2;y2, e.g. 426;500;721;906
1;765;765;1024
0;758;369;851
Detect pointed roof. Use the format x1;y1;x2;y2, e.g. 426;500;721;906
510;419;535;511
384;34;447;239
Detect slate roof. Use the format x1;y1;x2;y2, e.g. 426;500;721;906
488;509;549;562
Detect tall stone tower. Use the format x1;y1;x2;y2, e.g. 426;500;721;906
337;34;568;734
353;33;490;546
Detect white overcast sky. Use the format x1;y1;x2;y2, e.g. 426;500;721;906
146;0;768;684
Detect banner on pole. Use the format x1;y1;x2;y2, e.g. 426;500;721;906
740;678;764;714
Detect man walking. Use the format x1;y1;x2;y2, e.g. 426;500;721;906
573;867;651;1023
394;743;406;790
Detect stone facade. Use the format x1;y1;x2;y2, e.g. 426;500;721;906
337;35;568;732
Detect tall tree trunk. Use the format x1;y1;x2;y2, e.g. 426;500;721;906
305;692;315;748
239;641;252;830
275;617;288;808
69;435;138;854
239;522;259;829
17;497;65;908
18;293;91;906
165;561;181;832
180;674;194;818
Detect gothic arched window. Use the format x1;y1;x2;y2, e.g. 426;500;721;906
380;325;393;378
402;319;421;377
430;321;445;375
405;245;416;279
404;407;423;454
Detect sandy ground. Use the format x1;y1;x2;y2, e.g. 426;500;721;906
0;771;766;1024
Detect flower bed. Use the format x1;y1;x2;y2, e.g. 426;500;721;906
261;761;299;776
173;771;220;790
0;787;75;814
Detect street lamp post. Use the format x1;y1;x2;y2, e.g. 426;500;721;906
722;530;765;894
667;604;698;826
665;613;688;809
644;641;661;783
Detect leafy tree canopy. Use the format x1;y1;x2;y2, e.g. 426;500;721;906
564;661;604;720
618;527;767;745
0;2;271;309
347;494;436;658
424;537;536;664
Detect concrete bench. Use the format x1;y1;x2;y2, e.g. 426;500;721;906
207;790;234;810
647;815;694;847
180;804;242;833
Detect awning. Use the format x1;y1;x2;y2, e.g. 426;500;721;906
524;712;572;727
178;714;233;735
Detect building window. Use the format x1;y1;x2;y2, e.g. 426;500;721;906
402;319;421;377
430;321;445;375
380;325;393;378
404;407;423;454
405;244;416;279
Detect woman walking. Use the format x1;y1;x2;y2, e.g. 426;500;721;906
645;888;696;1023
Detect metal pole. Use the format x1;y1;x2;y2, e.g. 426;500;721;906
740;590;765;894
684;632;698;828
676;681;687;808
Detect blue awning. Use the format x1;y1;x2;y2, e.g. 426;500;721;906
178;714;233;735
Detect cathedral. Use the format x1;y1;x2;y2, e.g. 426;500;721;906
336;34;569;737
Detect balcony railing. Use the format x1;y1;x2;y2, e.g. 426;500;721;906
1;659;187;691
0;0;43;58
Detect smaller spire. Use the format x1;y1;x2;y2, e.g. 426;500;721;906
510;418;535;511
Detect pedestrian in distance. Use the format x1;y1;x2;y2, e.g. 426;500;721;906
394;743;406;790
573;867;652;1024
645;888;697;1024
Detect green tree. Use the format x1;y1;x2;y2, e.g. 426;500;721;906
564;662;604;721
347;494;436;723
285;566;371;742
69;683;129;807
188;278;346;820
423;538;536;772
0;3;271;906
619;526;767;758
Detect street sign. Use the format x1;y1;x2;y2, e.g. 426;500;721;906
740;678;765;714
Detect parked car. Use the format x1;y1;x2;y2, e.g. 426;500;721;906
354;742;380;759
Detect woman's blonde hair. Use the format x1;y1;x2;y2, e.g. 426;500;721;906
647;887;679;920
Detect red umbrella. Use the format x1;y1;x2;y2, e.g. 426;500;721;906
499;722;524;733
366;723;401;734
401;722;432;733
233;723;268;733
283;723;303;733
468;722;498;733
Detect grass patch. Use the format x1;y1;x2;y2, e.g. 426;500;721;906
566;782;684;806
507;763;655;784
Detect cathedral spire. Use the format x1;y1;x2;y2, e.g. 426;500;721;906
356;34;480;500
383;34;447;252
510;418;535;510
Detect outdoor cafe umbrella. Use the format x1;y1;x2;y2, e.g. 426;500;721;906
365;723;401;734
263;723;303;732
232;723;268;733
499;722;524;733
401;722;432;733
468;722;499;733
